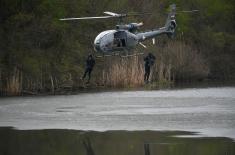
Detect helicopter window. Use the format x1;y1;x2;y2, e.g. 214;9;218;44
114;31;127;47
114;38;126;47
114;38;120;47
121;39;126;47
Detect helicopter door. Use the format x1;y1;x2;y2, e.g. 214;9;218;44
114;31;127;47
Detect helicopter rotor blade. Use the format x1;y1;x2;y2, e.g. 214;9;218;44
60;12;152;21
60;16;115;21
103;11;121;17
178;10;199;13
127;12;152;16
104;11;151;17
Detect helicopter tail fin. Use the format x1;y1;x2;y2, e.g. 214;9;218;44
165;4;177;38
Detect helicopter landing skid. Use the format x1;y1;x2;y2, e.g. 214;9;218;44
95;52;120;58
95;52;144;58
120;52;144;58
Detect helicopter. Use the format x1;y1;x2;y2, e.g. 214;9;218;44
60;4;197;57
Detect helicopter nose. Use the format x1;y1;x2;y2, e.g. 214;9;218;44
94;43;101;52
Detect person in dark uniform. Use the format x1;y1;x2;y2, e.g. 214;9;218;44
144;53;156;83
81;54;95;83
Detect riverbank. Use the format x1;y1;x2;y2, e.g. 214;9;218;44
1;79;235;97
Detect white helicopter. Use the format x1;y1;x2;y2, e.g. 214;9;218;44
60;4;197;57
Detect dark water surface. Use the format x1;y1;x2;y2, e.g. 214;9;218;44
0;127;234;155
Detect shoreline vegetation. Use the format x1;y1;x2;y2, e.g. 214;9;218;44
1;78;234;97
0;0;234;96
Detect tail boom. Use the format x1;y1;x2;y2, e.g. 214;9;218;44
136;4;177;42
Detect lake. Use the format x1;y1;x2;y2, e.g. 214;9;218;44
0;87;235;154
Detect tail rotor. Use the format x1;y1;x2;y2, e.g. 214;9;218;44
165;4;177;38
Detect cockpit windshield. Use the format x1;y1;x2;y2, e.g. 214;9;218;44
94;30;116;44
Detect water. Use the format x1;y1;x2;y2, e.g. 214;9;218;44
0;128;234;155
0;87;235;154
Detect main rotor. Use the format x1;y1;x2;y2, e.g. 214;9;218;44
60;11;150;22
60;11;150;32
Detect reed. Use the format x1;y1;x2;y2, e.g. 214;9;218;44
100;56;145;88
5;67;22;96
97;40;208;88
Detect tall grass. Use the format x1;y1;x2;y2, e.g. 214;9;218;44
96;40;209;88
4;67;22;96
98;56;145;88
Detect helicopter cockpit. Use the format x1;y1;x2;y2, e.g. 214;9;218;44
94;30;128;52
94;30;115;52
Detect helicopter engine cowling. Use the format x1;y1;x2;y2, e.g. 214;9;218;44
116;22;143;32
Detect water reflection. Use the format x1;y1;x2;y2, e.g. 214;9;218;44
83;138;95;155
144;143;150;155
0;127;234;155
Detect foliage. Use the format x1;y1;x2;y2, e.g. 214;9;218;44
0;0;234;95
